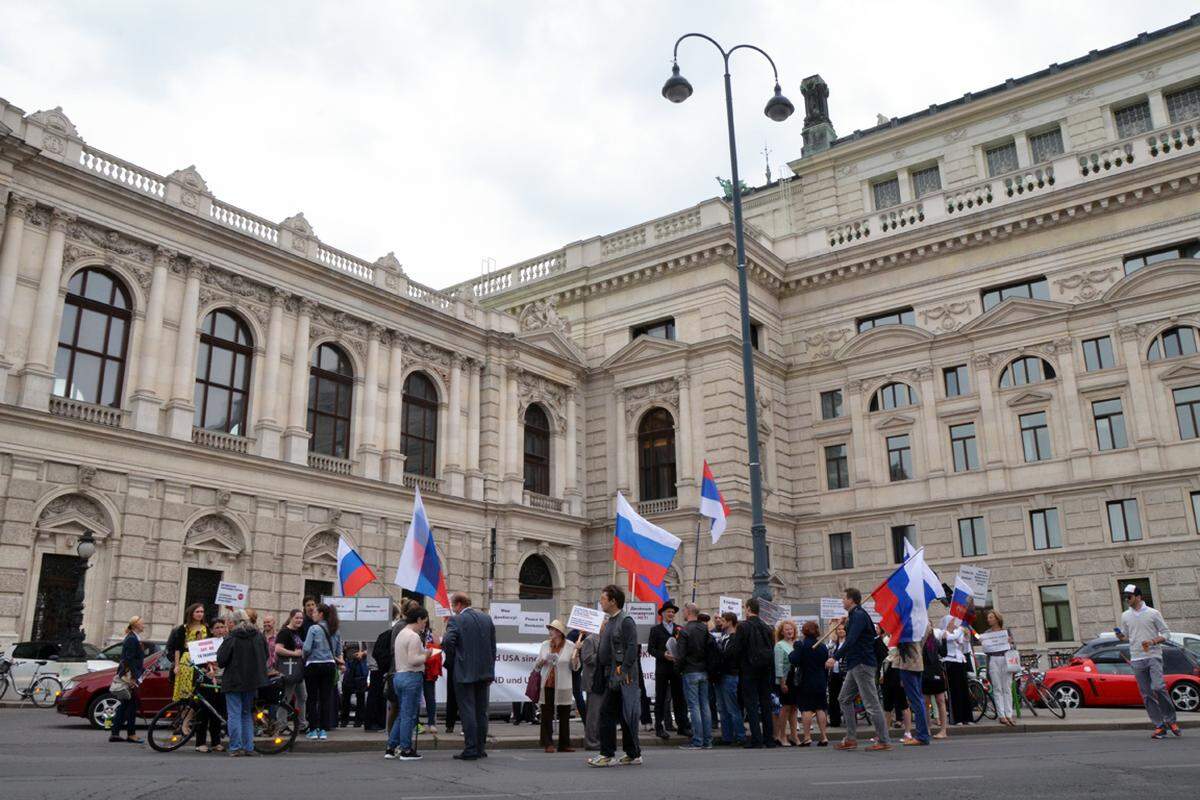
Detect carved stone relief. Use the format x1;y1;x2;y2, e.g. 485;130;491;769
624;378;680;424
1054;267;1118;302
517;296;571;335
517;370;568;431
800;328;852;360
184;515;244;555
919;301;974;333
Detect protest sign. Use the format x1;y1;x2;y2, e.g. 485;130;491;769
979;630;1010;653
567;605;605;634
518;611;551;636
958;565;990;605
187;637;222;665
441;643;656;703
626;602;656;627
356;597;390;621
489;602;520;626
323;596;357;618
819;597;844;620
215;581;248;608
862;599;882;623
434;604;452;618
758;598;789;628
719;596;742;619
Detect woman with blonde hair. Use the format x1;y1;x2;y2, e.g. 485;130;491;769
983;610;1016;726
110;616;145;744
773;619;800;746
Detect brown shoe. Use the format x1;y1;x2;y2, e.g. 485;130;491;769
559;746;576;753
834;739;858;751
902;739;929;746
866;742;893;751
544;745;557;753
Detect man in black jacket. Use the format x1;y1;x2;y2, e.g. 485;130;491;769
647;599;690;739
833;588;891;751
364;606;399;731
216;611;269;756
677;602;713;750
733;598;776;748
587;584;643;767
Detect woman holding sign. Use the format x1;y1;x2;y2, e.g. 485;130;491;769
535;620;578;753
171;603;208;702
983;611;1016;726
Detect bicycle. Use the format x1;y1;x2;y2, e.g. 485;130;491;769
0;657;64;708
146;664;298;754
967;674;996;722
1013;665;1066;719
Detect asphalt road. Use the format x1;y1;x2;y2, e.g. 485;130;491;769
1;710;1197;800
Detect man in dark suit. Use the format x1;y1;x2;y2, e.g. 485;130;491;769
441;591;497;761
647;599;690;739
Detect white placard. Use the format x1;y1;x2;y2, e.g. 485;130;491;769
215;581;248;608
958;565;990;604
567;605;605;634
626;602;656;627
434;604;452;618
518;611;551;636
820;597;844;620
489;603;520;626
758;599;789;628
979;629;1010;653
187;636;223;665
323;596;357;619
793;615;820;626
356;597;390;621
719;596;742;619
862;599;882;623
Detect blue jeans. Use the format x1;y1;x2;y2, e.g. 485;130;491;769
225;690;257;753
387;672;424;751
682;672;712;746
900;670;929;743
717;674;744;743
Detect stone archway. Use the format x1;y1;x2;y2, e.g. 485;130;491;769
29;493;114;643
518;553;555;600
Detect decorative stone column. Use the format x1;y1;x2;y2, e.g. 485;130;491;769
466;360;483;500
846;380;869;487
503;365;521;502
915;366;945;499
494;361;508;502
564;388;580;514
254;288;287;458
1050;339;1092;480
445;354;466;496
0;194;35;388
973;355;1008;494
614;387;628;493
676;374;698;508
129;246;175;433
19;208;75;410
1118;324;1162;472
357;323;383;479
382;332;406;483
165;259;205;439
282;298;315;464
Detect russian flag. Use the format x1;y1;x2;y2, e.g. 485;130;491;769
336;537;377;598
699;460;730;544
393;486;451;610
613;492;681;585
871;547;931;644
948;576;973;621
903;538;946;607
633;571;670;606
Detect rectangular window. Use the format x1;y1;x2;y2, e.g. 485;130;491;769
886;434;913;481
1082;336;1116;371
1192;491;1200;534
830;532;854;571
872;177;901;210
631;318;675;341
1031;508;1063;550
1122;240;1200;275
949;422;980;472
911;165;942;199
1092;398;1128;451
1165;84;1200;124
985;141;1019;176
943;364;970;397
1114;100;1154;138
1174;385;1200;440
1118;577;1155;612
824;444;849;490
749;323;762;351
1107;498;1143;543
958;516;987;557
1020;411;1052;462
820;389;844;420
1039;584;1074;642
1029;127;1065;164
890;525;916;564
982;276;1049;311
857;307;915;333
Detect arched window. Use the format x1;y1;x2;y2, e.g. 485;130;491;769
638;407;677;501
401;371;438;476
523;404;552;496
518;554;554;600
307;343;353;458
868;382;917;412
1147;326;1199;362
53;268;131;407
193;309;253;435
998;356;1057;388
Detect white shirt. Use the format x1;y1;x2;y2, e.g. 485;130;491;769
1122;604;1170;661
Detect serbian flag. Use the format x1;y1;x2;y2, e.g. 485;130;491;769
903;538;946;607
394;486;451;609
336;537;377;597
633;571;670;606
871;547;931;644
613;492;681;585
699;461;730;544
948;576;973;621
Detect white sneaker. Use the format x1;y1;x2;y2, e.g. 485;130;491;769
619;755;643;766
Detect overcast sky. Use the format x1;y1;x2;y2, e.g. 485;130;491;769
2;2;1196;288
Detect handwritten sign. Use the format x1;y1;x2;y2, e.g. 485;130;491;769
958;565;990;605
758;599;789;628
518;611;551;636
862;599;882;623
187;637;223;665
489;603;520;626
567;605;605;634
820;597;844;620
434;604;451;618
979;630;1010;653
626;602;656;627
215;581;248;608
356;597;390;622
719;596;742;619
323;596;357;619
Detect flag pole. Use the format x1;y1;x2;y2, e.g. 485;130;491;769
691;517;701;603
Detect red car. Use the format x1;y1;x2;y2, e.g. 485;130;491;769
1038;640;1200;712
55;652;174;729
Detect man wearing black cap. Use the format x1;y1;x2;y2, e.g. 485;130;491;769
1117;584;1180;738
648;599;691;740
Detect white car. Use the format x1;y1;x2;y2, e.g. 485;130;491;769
1168;632;1200;658
1;641;116;686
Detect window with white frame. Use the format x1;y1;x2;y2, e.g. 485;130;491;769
1107;498;1143;543
1191;491;1200;534
872;177;902;210
1114;99;1153;138
830;532;853;571
1165;84;1200;124
1029;127;1065;164
911;165;942;199
1082;336;1115;371
1019;411;1052;462
985;141;1019;176
1031;508;1062;550
1093;398;1128;451
958;516;987;557
1175;385;1200;440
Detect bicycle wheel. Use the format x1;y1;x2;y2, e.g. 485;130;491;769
147;700;198;752
1036;683;1066;719
29;676;63;708
0;675;10;703
252;701;298;754
967;680;989;723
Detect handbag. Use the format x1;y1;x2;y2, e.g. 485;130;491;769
525;667;543;704
1005;649;1021;671
109;673;132;701
278;656;303;686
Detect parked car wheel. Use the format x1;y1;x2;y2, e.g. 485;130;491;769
1052;683;1083;709
87;692;121;730
1170;680;1200;712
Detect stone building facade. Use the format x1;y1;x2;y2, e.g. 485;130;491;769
1;17;1199;654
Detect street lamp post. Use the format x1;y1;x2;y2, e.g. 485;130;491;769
58;530;96;661
662;34;794;601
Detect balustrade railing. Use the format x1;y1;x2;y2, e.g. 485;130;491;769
403;473;442;494
48;396;123;428
945;181;994;215
209;201;280;244
406;280;452;310
1079;141;1136;176
1147;122;1199;158
524;491;565;512
192;427;251;454
828;218;871;248
1002;165;1055;198
878;202;925;233
308;452;353;476
637;497;678;515
79;147;165;200
317;245;374;282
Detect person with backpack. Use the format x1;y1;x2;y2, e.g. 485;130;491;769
676;602;713;751
365;605;399;732
833;588;891;751
733;597;776;749
587;584;643;768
